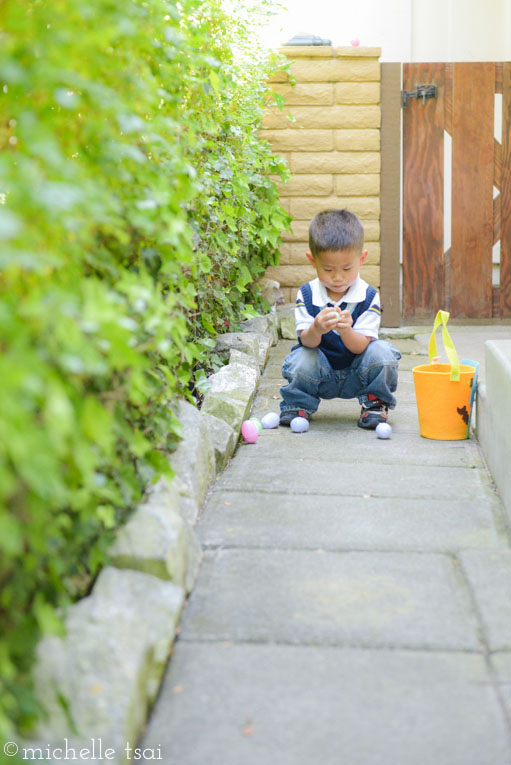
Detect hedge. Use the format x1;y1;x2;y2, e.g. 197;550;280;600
0;0;290;737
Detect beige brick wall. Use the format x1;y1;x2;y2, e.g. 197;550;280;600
263;46;381;303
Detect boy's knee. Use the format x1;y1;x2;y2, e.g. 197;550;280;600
283;346;323;379
363;340;401;366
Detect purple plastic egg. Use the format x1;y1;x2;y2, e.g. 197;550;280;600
241;420;259;443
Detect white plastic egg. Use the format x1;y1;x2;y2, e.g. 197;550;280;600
261;411;280;429
375;422;392;439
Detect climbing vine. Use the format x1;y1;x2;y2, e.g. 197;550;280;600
0;0;290;737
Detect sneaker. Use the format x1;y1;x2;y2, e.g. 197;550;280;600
280;409;310;427
357;395;389;430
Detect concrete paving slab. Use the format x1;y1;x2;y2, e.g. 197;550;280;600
215;456;495;503
234;424;484;468
180;549;481;650
490;652;511;719
198;491;508;553
141;643;511;765
459;551;511;650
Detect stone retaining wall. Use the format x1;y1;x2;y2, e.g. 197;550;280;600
28;307;284;763
263;46;382;303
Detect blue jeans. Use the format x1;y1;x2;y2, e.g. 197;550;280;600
280;340;402;415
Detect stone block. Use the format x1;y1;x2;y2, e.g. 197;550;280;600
277;45;334;58
289;196;380;220
281;219;311;242
335;173;380;196
144;474;198;528
277;242;292;264
284;59;380;83
265;265;316;288
365;241;380;265
335;82;381;104
271;82;334;106
287;242;309;265
290;151;380;174
265;105;380;130
334;59;380;81
335;46;382;57
262;128;334;152
109;502;188;587
201;362;259;432
258;277;282;306
279;286;295;303
361;264;380;287
33;568;185;761
228;348;259;372
335;129;380;151
276;304;297;339
142;475;202;590
273;173;333;196
214;332;261;365
361;219;380;241
200;412;237;472
168;400;216;510
278;196;291;214
240;312;279;346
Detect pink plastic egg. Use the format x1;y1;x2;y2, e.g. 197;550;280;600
241;420;259;443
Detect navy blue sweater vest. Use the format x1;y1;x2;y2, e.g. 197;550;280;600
294;282;378;370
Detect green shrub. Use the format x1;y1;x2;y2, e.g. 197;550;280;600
0;0;290;737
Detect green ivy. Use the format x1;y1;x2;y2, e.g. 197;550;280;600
0;0;290;737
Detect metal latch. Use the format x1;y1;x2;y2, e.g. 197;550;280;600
401;84;438;108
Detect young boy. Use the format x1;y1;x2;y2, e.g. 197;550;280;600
280;209;401;429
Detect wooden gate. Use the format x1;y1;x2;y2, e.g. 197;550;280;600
402;62;511;320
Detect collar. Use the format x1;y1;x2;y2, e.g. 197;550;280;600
311;275;368;307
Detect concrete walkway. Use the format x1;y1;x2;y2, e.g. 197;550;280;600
142;328;511;765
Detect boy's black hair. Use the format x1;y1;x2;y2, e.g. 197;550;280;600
308;209;364;258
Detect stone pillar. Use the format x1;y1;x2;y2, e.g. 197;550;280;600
263;46;382;303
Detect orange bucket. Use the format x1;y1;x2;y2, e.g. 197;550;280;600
412;311;477;440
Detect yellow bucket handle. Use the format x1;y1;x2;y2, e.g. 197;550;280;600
428;310;460;381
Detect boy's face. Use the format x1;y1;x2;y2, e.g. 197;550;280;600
306;247;368;300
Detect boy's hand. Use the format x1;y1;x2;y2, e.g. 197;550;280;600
335;310;353;332
313;307;353;334
313;306;342;334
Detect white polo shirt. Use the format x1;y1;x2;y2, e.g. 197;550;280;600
295;276;381;339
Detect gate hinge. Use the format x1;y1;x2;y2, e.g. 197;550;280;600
401;84;438;108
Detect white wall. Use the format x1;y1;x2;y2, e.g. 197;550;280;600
256;0;511;62
411;0;511;61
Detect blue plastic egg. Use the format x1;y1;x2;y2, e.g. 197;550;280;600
290;416;309;433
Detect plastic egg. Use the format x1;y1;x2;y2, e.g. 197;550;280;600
261;411;280;429
248;416;263;434
376;422;392;439
241;420;259;443
350;38;360;47
290;416;309;433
